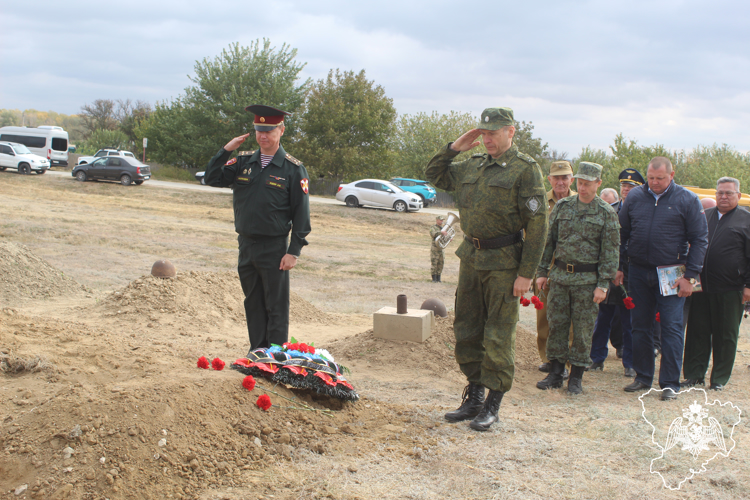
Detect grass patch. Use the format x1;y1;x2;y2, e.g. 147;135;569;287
150;165;197;183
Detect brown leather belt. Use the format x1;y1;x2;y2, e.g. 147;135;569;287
464;230;523;250
554;260;598;273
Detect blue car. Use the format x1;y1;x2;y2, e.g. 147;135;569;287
389;178;437;206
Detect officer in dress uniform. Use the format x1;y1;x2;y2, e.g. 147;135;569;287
426;107;548;431
203;105;311;351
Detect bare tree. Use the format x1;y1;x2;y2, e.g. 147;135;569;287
79;99;117;137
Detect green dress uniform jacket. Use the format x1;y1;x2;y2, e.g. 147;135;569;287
203;144;311;350
204;145;311;260
425;142;547;392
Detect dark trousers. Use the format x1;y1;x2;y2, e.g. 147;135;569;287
590;303;633;367
628;264;686;391
238;235;290;349
683;290;743;385
609;306;623;349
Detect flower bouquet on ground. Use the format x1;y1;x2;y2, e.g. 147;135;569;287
231;338;359;402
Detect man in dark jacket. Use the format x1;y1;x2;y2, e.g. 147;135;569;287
682;177;750;390
617;157;708;400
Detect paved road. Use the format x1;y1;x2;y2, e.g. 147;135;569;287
45;170;453;216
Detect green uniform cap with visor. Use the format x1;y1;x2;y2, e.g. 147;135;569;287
573;162;603;182
478;107;515;130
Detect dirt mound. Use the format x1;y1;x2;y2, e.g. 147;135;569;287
0;309;422;500
328;312;540;384
0;241;88;304
95;271;336;327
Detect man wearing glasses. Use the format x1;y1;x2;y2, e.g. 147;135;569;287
682;177;750;390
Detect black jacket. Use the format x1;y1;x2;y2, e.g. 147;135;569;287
619;181;708;279
700;206;750;293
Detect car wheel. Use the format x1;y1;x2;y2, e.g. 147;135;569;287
0;166;6;171
134;180;144;185
120;174;132;186
37;169;46;175
416;194;425;205
393;200;407;212
18;163;30;175
75;171;87;182
345;196;359;208
200;177;206;185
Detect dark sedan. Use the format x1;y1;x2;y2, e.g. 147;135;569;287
72;157;151;186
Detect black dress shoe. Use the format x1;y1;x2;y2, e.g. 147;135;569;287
680;378;704;387
660;388;678;401
538;362;550;373
623;367;636;377
616;348;623;359
709;383;724;391
586;362;604;372
624;380;651;392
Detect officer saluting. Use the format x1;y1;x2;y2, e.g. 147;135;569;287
203;105;311;351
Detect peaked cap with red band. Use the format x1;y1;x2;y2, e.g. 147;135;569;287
245;104;291;131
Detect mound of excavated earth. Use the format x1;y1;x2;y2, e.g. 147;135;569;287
0;241;88;304
94;271;336;327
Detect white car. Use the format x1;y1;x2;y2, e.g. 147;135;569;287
0;141;50;174
77;149;137;165
336;179;423;212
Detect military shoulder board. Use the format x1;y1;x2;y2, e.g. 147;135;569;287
238;150;256;156
285;153;302;166
516;151;537;164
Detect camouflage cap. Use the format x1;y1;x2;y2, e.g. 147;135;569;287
477;107;514;131
549;161;573;176
436;215;445;221
573;162;603;182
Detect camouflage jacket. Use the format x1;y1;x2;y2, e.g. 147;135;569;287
429;224;444;249
537;195;620;288
425;143;548;276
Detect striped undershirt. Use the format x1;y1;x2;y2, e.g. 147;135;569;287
260;154;274;168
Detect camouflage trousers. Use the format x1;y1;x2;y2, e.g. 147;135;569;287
546;281;598;367
454;262;518;392
430;246;444;275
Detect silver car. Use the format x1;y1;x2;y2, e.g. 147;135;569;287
336;179;423;212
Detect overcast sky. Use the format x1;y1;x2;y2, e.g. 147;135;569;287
2;0;748;155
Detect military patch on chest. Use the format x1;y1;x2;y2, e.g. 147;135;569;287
266;180;286;191
285;153;302;165
225;158;237;166
526;196;542;214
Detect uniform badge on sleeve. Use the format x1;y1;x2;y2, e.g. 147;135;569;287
225;158;237;166
526;197;541;214
300;178;309;194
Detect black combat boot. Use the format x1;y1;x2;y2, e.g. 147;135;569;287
431;274;437;282
436;274;441;282
469;389;504;431
536;359;565;390
444;383;485;422
567;365;585;395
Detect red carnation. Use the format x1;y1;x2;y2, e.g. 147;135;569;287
655;312;660;323
534;302;544;310
197;356;210;369
520;297;530;307
242;375;256;391
623;297;635;310
211;357;225;371
530;295;540;305
256;394;272;411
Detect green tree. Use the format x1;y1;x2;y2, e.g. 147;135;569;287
296;69;397;181
138;40;309;168
84;129;130;152
513;120;549;170
392;110;477;180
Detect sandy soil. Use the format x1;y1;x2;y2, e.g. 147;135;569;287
1;172;749;500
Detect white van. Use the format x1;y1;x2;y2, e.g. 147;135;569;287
0;126;69;167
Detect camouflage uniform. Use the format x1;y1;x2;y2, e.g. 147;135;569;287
429;224;445;275
537;183;620;367
425;110;547;393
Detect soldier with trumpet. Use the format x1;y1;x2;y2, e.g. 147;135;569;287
429;216;446;282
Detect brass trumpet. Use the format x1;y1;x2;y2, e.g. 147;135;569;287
435;212;460;249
